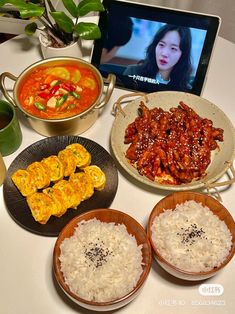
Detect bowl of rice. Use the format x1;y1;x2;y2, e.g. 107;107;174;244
148;192;235;281
53;208;152;311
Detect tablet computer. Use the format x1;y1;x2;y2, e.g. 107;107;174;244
91;0;221;95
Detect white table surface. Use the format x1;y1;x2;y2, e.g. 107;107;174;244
0;33;234;314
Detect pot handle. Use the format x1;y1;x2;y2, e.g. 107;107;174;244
206;162;235;189
111;92;148;117
94;74;116;110
205;162;235;202
0;72;17;106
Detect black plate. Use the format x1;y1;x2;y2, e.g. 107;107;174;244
3;136;118;237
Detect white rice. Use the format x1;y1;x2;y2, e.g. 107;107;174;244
151;200;233;272
59;218;143;302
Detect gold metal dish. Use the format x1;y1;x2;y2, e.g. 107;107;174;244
0;57;115;137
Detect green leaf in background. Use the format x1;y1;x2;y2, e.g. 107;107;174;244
78;0;104;17
0;0;25;6
25;22;38;35
20;4;44;18
50;11;74;33
0;0;8;6
74;22;101;40
0;0;106;44
62;0;79;18
0;0;45;18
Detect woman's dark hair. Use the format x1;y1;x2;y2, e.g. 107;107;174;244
137;24;192;90
104;16;133;51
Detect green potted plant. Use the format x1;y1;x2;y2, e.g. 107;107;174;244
0;0;105;53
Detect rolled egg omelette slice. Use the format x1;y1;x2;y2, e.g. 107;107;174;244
58;148;77;177
69;172;94;201
11;169;37;197
43;187;67;217
41;155;64;182
26;192;56;224
27;161;50;190
83;165;106;191
52;179;81;209
66;143;91;168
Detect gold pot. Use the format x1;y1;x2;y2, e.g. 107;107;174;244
0;57;115;137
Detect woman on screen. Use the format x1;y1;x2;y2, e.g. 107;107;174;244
124;24;193;91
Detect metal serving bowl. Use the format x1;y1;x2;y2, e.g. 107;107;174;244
0;57;115;137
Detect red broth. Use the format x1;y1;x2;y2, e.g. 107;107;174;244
19;64;100;119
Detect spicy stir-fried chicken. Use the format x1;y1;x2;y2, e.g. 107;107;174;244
124;101;224;184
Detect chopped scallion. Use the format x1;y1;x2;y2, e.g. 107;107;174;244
66;104;76;110
34;102;46;111
70;91;80;99
56;94;68;107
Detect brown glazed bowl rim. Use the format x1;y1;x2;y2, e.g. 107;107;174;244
148;191;235;278
53;208;152;308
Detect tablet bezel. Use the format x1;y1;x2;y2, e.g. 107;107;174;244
91;0;221;95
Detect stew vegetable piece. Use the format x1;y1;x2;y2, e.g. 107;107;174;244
124;101;224;184
19;64;100;119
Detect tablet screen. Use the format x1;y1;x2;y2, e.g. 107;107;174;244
91;0;221;95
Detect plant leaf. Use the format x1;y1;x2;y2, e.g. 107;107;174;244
0;0;45;18
25;22;38;35
78;0;104;17
20;6;45;18
62;0;79;18
0;0;24;7
74;22;101;40
0;0;9;7
50;11;74;33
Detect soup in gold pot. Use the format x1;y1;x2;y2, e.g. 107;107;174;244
19;64;100;119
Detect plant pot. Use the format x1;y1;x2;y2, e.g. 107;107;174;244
39;33;83;59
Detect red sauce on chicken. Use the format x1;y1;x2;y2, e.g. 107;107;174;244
124;101;224;184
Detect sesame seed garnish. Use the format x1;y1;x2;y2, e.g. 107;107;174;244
177;223;206;246
84;238;114;268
